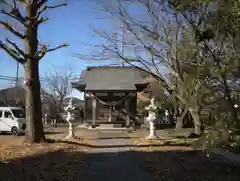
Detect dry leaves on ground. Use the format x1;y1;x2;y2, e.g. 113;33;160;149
137;150;240;181
131;137;194;152
130;137;240;181
0;138;90;181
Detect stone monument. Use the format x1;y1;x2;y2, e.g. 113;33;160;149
165;110;169;124
145;97;158;140
64;98;76;139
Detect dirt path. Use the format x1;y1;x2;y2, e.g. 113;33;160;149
79;131;153;181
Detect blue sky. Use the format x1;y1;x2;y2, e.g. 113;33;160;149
0;0;169;99
0;0;121;99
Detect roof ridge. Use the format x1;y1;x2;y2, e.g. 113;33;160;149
86;65;135;70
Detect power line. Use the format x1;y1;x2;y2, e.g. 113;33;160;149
0;74;81;81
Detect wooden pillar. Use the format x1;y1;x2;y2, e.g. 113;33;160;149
108;105;112;122
125;93;130;127
96;99;99;120
108;92;113;122
83;92;87;120
92;95;97;126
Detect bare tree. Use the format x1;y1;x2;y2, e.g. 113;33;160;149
85;0;240;138
0;0;68;143
79;0;208;134
42;65;73;124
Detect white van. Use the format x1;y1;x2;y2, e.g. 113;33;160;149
0;107;26;135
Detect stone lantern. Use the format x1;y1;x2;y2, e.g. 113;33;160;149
64;98;76;139
144;97;158;140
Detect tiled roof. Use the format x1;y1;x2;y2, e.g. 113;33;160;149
72;66;149;91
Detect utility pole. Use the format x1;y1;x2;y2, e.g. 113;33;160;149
120;24;124;67
15;62;19;86
119;0;124;67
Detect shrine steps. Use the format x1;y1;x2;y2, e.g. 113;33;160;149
87;126;134;131
77;120;134;130
99;123;122;128
76;123;134;131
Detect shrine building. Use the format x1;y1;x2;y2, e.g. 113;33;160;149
72;66;149;128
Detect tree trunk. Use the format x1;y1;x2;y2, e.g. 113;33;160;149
168;108;175;126
24;2;45;143
24;61;45;143
175;107;188;130
220;77;239;130
189;107;201;135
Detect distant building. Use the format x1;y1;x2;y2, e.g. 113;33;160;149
0;86;25;107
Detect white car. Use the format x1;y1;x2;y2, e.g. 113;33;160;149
0;107;26;135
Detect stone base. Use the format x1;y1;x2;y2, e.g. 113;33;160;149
77;123;89;129
145;135;159;140
88;127;134;131
99;124;122;128
65;132;76;139
65;135;76;139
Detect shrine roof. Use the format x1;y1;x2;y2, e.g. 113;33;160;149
72;66;149;91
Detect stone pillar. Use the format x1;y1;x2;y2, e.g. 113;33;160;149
125;93;130;127
92;96;97;126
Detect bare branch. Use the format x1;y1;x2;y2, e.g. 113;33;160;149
43;3;67;10
38;0;48;8
37;17;49;24
149;48;162;77
38;43;69;59
0;0;26;24
6;38;26;58
42;65;73;116
114;49;166;83
37;2;67;17
1;9;26;24
0;41;25;63
0;21;25;39
41;89;57;104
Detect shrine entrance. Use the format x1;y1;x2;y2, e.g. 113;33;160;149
71;66;149;128
86;92;136;127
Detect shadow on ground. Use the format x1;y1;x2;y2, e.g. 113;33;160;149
0;148;240;181
53;139;190;148
90;136;139;140
0;131;63;136
0;133;25;136
44;131;64;135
